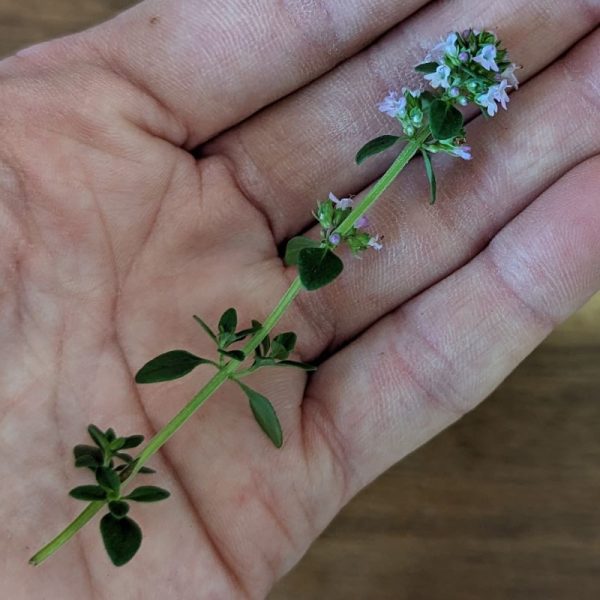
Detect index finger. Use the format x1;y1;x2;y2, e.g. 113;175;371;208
80;0;430;147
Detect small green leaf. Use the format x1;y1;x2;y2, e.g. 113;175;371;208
115;452;134;463
192;315;217;342
218;349;246;362
298;248;344;291
96;466;121;494
421;150;437;205
73;444;103;468
253;356;276;368
108;500;130;519
428;99;464;140
69;485;107;501
100;514;142;567
355;135;400;165
260;333;271;357
284;236;321;266
105;428;116;442
120;435;144;449
233;321;262;341
110;437;126;451
75;455;99;468
135;350;208;384
125;486;171;503
218;308;237;335
239;383;283;448
138;466;156;474
88;424;110;454
277;360;318;372
124;458;156;475
419;90;437;109
270;332;297;360
273;332;297;353
415;61;439;74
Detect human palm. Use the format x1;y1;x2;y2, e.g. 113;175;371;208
1;1;599;598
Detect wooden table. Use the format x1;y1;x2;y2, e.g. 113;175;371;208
2;3;599;598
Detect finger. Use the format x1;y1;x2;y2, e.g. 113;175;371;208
73;0;430;147
302;154;600;512
207;0;599;239
291;28;600;355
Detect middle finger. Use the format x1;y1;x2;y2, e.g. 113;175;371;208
206;0;597;241
294;28;600;354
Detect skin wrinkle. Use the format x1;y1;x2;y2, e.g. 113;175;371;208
153;438;249;600
213;152;278;244
481;250;558;333
119;153;178;285
301;394;354;507
289;472;319;547
247;464;297;553
282;266;338;360
77;44;189;148
385;327;468;418
279;0;339;57
49;318;97;599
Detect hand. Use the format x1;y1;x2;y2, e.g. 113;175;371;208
1;1;598;597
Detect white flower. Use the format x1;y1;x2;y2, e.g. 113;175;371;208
450;145;472;160
476;88;499;116
500;63;519;89
402;86;422;98
328;192;353;210
476;79;510;116
377;91;407;118
492;79;510;110
424;64;451;89
368;235;383;251
426;32;459;63
473;44;499;72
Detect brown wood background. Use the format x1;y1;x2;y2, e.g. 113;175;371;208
2;2;599;598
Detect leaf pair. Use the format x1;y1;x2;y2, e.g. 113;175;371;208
70;484;170;567
136;309;265;384
252;330;315;372
75;426;146;471
215;307;260;351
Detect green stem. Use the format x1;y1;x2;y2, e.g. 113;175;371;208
29;278;303;566
29;502;104;566
125;276;303;482
29;132;426;566
336;128;428;235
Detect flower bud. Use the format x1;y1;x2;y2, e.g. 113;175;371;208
328;233;341;246
355;216;369;229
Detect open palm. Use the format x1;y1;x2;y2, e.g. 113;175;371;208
1;1;599;598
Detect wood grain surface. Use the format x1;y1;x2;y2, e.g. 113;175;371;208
2;2;599;598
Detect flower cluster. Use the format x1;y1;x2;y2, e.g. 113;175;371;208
378;87;426;138
377;29;517;164
421;29;519;117
315;193;382;252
